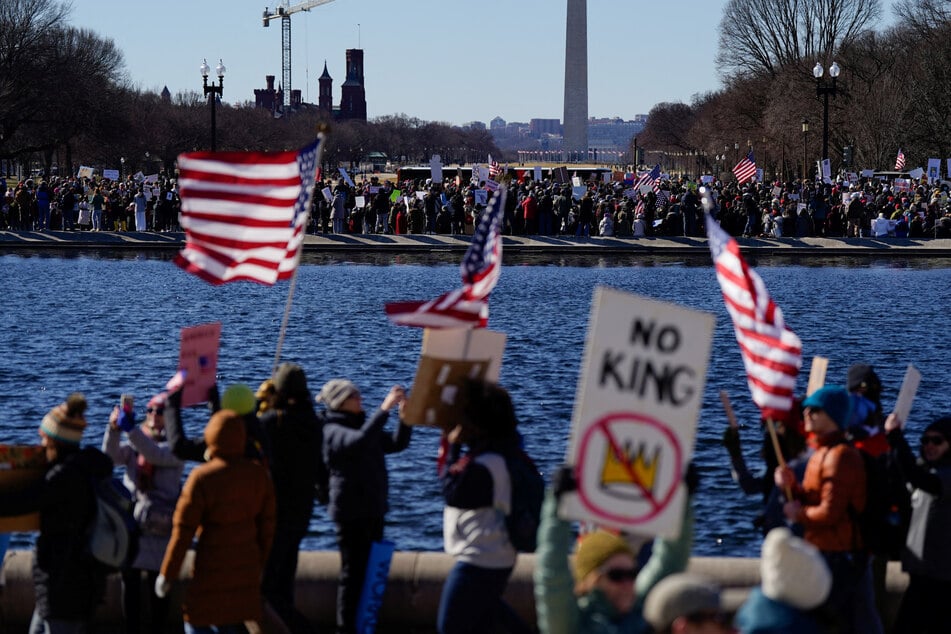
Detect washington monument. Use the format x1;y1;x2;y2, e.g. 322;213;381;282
563;0;588;161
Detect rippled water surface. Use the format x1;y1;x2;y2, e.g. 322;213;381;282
2;251;949;556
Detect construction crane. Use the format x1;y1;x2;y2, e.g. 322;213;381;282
263;0;337;109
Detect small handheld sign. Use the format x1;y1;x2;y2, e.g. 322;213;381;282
806;356;829;396
893;364;921;426
177;322;221;407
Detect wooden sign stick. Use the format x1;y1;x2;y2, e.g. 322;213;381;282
766;419;792;500
719;390;739;429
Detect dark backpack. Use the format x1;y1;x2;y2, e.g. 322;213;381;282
849;448;911;560
87;477;140;571
503;449;545;553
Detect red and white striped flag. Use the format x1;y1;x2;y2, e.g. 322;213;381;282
732;150;757;184
895;148;906;170
705;213;802;419
488;154;503;179
385;187;507;329
173;139;322;285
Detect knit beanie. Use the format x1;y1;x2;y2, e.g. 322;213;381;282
221;383;256;416
316;379;358;411
924;417;951;443
273;362;310;401
643;573;722;631
802;386;852;429
40;393;88;445
761;527;831;610
572;530;634;581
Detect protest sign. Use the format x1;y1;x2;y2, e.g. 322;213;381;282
701;175;714;184
485;179;499;192
177;322;221;408
402;328;506;428
806;356;828;396
893;364;921;425
572;176;582;187
430;154;443;183
389;189;401;203
102;169;119;181
355;196;366;208
572;186;587;200
77;165;94;179
338;167;356;188
928;158;941;181
534;166;542;182
553;167;569;184
559;287;714;537
909;167;924;180
322;187;333;203
473;190;488;206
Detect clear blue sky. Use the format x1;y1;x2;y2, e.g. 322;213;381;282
71;0;730;125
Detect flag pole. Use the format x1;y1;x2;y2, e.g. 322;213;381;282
765;418;792;500
271;125;328;377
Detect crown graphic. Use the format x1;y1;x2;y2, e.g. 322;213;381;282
600;440;660;498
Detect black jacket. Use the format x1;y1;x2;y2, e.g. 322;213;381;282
322;408;411;522
260;402;325;527
33;446;113;620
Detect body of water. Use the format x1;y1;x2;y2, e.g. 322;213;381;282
1;251;949;557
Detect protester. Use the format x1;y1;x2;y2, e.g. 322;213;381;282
259;363;326;634
31;393;114;634
320;380;411;634
733;527;832;633
774;385;882;634
533;463;697;634
642;573;733;634
437;380;532;634
156;410;276;634
103;392;184;634
884;413;951;633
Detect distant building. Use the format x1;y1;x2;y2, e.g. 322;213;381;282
254;75;283;114
338;49;367;121
490;116;506;130
160;86;171;103
255;48;366;121
530;118;562;137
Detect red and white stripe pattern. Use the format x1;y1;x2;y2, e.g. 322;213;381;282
488;154;503;179
173;139;321;285
385;187;507;329
732;150;757;184
705;213;802;419
895;148;906;171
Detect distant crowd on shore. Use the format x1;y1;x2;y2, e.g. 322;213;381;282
6;169;951;240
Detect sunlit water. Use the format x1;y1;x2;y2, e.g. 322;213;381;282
1;251;949;556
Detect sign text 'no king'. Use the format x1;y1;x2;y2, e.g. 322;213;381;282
560;287;714;538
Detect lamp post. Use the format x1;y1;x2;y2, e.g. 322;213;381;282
801;118;809;180
734;142;739;165
813;61;840;163
200;58;226;151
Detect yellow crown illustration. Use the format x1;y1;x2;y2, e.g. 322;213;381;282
600;440;660;495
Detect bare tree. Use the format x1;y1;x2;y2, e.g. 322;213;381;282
716;0;882;78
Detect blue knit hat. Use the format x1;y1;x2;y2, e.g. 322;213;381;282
802;386;853;429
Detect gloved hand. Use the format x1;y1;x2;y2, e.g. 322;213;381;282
117;408;136;433
684;462;700;496
154;574;171;599
207;383;220;413
552;464;578;500
721;426;741;455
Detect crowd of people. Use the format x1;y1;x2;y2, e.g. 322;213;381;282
6;168;951;240
19;352;950;634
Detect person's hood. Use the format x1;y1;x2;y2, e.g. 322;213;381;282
203;410;246;459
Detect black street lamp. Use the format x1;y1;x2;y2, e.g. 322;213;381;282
813;61;840;163
802;119;809;180
200;58;226;151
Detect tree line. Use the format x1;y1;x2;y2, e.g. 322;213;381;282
0;0;500;180
637;0;951;181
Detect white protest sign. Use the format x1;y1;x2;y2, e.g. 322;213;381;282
893;364;921;425
144;174;159;184
909;167;924;180
369;186;380;194
473;190;488;206
355;195;366;208
534;166;542;182
572;176;582;187
623;188;637;200
559;287;715;538
103;169;119;181
133;171;145;182
430;154;443;183
338;167;356;188
572;186;587;200
321;187;333;203
639;183;653;195
473;165;489;184
701;175;714;184
861;169;874;178
927;158;941;181
806;356;828;396
77;165;94;179
177;322;221;408
415;191;426;201
819;159;832;184
842;193;851;205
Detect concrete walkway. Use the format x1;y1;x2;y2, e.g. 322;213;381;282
2;229;951;257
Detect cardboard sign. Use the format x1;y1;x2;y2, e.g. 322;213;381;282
893;364;921;425
430;154;443;184
559;287;714;537
177;322;221;408
402;328;505;427
806;356;828;396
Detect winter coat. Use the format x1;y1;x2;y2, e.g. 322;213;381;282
791;437;865;553
103;424;184;571
322;408;411;523
734;587;826;634
260;402;325;529
32;446;114;620
160;412;276;627
533;491;693;634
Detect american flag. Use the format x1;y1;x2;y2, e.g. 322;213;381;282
705;213;802;419
385;187;507;328
173;138;322;285
633;165;661;215
895;148;906;170
488;154;503;179
733;150;757;184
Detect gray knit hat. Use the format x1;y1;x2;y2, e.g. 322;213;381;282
643;573;722;631
316;379;358;411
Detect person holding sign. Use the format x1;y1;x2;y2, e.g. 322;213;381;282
884;414;951;633
533;464;697;634
436;380;533;634
320;380;411;634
